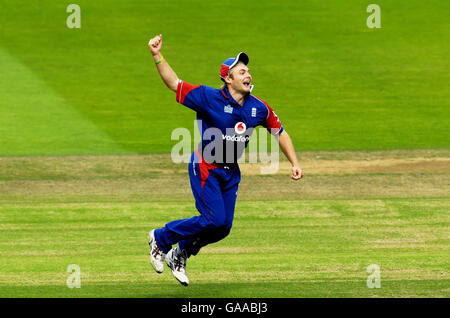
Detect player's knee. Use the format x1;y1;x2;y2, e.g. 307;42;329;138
215;221;232;240
199;208;233;233
207;224;231;243
210;216;227;229
205;212;229;231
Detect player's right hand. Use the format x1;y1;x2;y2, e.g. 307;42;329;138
148;34;162;56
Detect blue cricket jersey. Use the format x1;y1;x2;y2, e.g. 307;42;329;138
176;80;284;164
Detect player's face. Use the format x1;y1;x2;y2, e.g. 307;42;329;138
228;63;252;94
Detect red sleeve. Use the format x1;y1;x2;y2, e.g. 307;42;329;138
263;103;283;135
176;80;201;105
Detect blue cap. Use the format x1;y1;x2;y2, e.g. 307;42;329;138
220;52;249;81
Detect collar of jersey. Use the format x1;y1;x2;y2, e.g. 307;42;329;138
221;87;250;107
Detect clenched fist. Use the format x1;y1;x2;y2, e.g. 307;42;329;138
148;34;162;56
291;166;304;181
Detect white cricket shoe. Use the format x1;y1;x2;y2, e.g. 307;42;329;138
148;229;165;274
165;248;189;286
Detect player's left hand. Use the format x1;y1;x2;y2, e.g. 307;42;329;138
291;166;304;181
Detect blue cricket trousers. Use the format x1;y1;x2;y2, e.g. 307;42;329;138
154;150;241;257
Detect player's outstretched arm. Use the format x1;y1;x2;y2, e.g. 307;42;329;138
148;34;179;92
278;130;304;180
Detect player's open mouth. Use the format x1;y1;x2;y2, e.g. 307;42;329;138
243;81;251;88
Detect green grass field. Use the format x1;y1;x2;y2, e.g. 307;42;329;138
1;0;449;155
0;151;449;297
0;0;449;298
0;198;448;298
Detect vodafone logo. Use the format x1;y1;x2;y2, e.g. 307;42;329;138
234;122;246;134
222;134;250;143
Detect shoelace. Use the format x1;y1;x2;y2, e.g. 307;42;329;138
174;255;186;272
151;244;163;258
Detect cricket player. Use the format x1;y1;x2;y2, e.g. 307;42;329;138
147;34;303;286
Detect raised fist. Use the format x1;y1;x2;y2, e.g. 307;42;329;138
148;34;162;56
